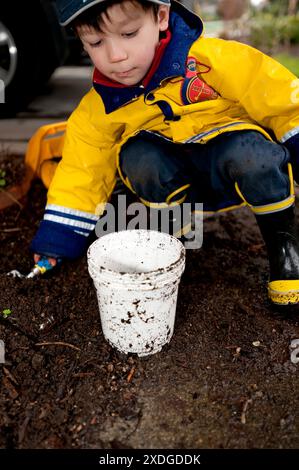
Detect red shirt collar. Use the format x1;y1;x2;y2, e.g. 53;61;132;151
93;29;172;88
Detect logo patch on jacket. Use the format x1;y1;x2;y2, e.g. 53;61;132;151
181;57;218;105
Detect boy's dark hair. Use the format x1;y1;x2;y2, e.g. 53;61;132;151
71;0;160;31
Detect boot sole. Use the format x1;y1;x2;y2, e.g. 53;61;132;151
268;280;299;305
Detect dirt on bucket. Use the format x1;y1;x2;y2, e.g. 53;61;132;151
87;230;185;357
0;152;299;449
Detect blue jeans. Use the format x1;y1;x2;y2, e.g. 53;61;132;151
119;130;291;212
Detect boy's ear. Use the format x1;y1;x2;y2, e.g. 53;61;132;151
158;6;170;32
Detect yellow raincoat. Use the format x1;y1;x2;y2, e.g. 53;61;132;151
31;2;299;259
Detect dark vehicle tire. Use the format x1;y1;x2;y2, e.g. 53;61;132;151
0;1;67;117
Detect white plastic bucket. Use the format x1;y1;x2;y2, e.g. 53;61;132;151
87;230;186;356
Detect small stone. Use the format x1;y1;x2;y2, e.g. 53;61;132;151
31;354;44;370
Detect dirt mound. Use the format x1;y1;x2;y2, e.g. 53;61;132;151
0;160;299;448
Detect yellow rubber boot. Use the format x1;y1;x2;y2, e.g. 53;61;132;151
256;205;299;306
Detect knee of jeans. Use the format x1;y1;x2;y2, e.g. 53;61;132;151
220;132;290;181
120;139;166;188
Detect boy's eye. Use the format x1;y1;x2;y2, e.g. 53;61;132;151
122;30;138;38
90;40;102;47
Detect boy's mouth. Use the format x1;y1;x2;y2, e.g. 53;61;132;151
115;68;135;78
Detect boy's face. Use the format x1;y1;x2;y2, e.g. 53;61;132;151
78;1;170;86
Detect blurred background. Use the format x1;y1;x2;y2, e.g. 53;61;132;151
0;0;298;153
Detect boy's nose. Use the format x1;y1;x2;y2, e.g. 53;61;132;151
107;42;128;63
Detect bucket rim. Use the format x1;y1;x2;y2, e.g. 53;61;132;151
87;229;186;279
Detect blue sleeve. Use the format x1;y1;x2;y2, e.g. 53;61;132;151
30;220;90;259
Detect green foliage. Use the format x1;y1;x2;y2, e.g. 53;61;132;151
250;14;299;52
2;309;12;318
273;53;299;77
261;0;291;16
0;169;6;188
284;15;299;43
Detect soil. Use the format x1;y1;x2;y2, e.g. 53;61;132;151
0;152;25;188
0;154;299;450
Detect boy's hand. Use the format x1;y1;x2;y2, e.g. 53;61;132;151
33;254;58;267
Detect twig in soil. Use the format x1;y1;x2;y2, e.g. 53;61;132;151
3;366;19;385
0;188;23;209
0;315;38;343
73;372;95;378
79;358;105;370
2;376;18;399
56;361;77;400
125;410;143;439
241;398;252;424
238;303;256;317
18;410;33;445
14;208;22;223
10;346;30;354
126;366;136;383
35;341;81;351
0;227;21;233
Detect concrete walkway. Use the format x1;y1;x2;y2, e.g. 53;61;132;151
0;66;93;155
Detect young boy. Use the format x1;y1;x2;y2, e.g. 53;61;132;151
31;0;299;306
